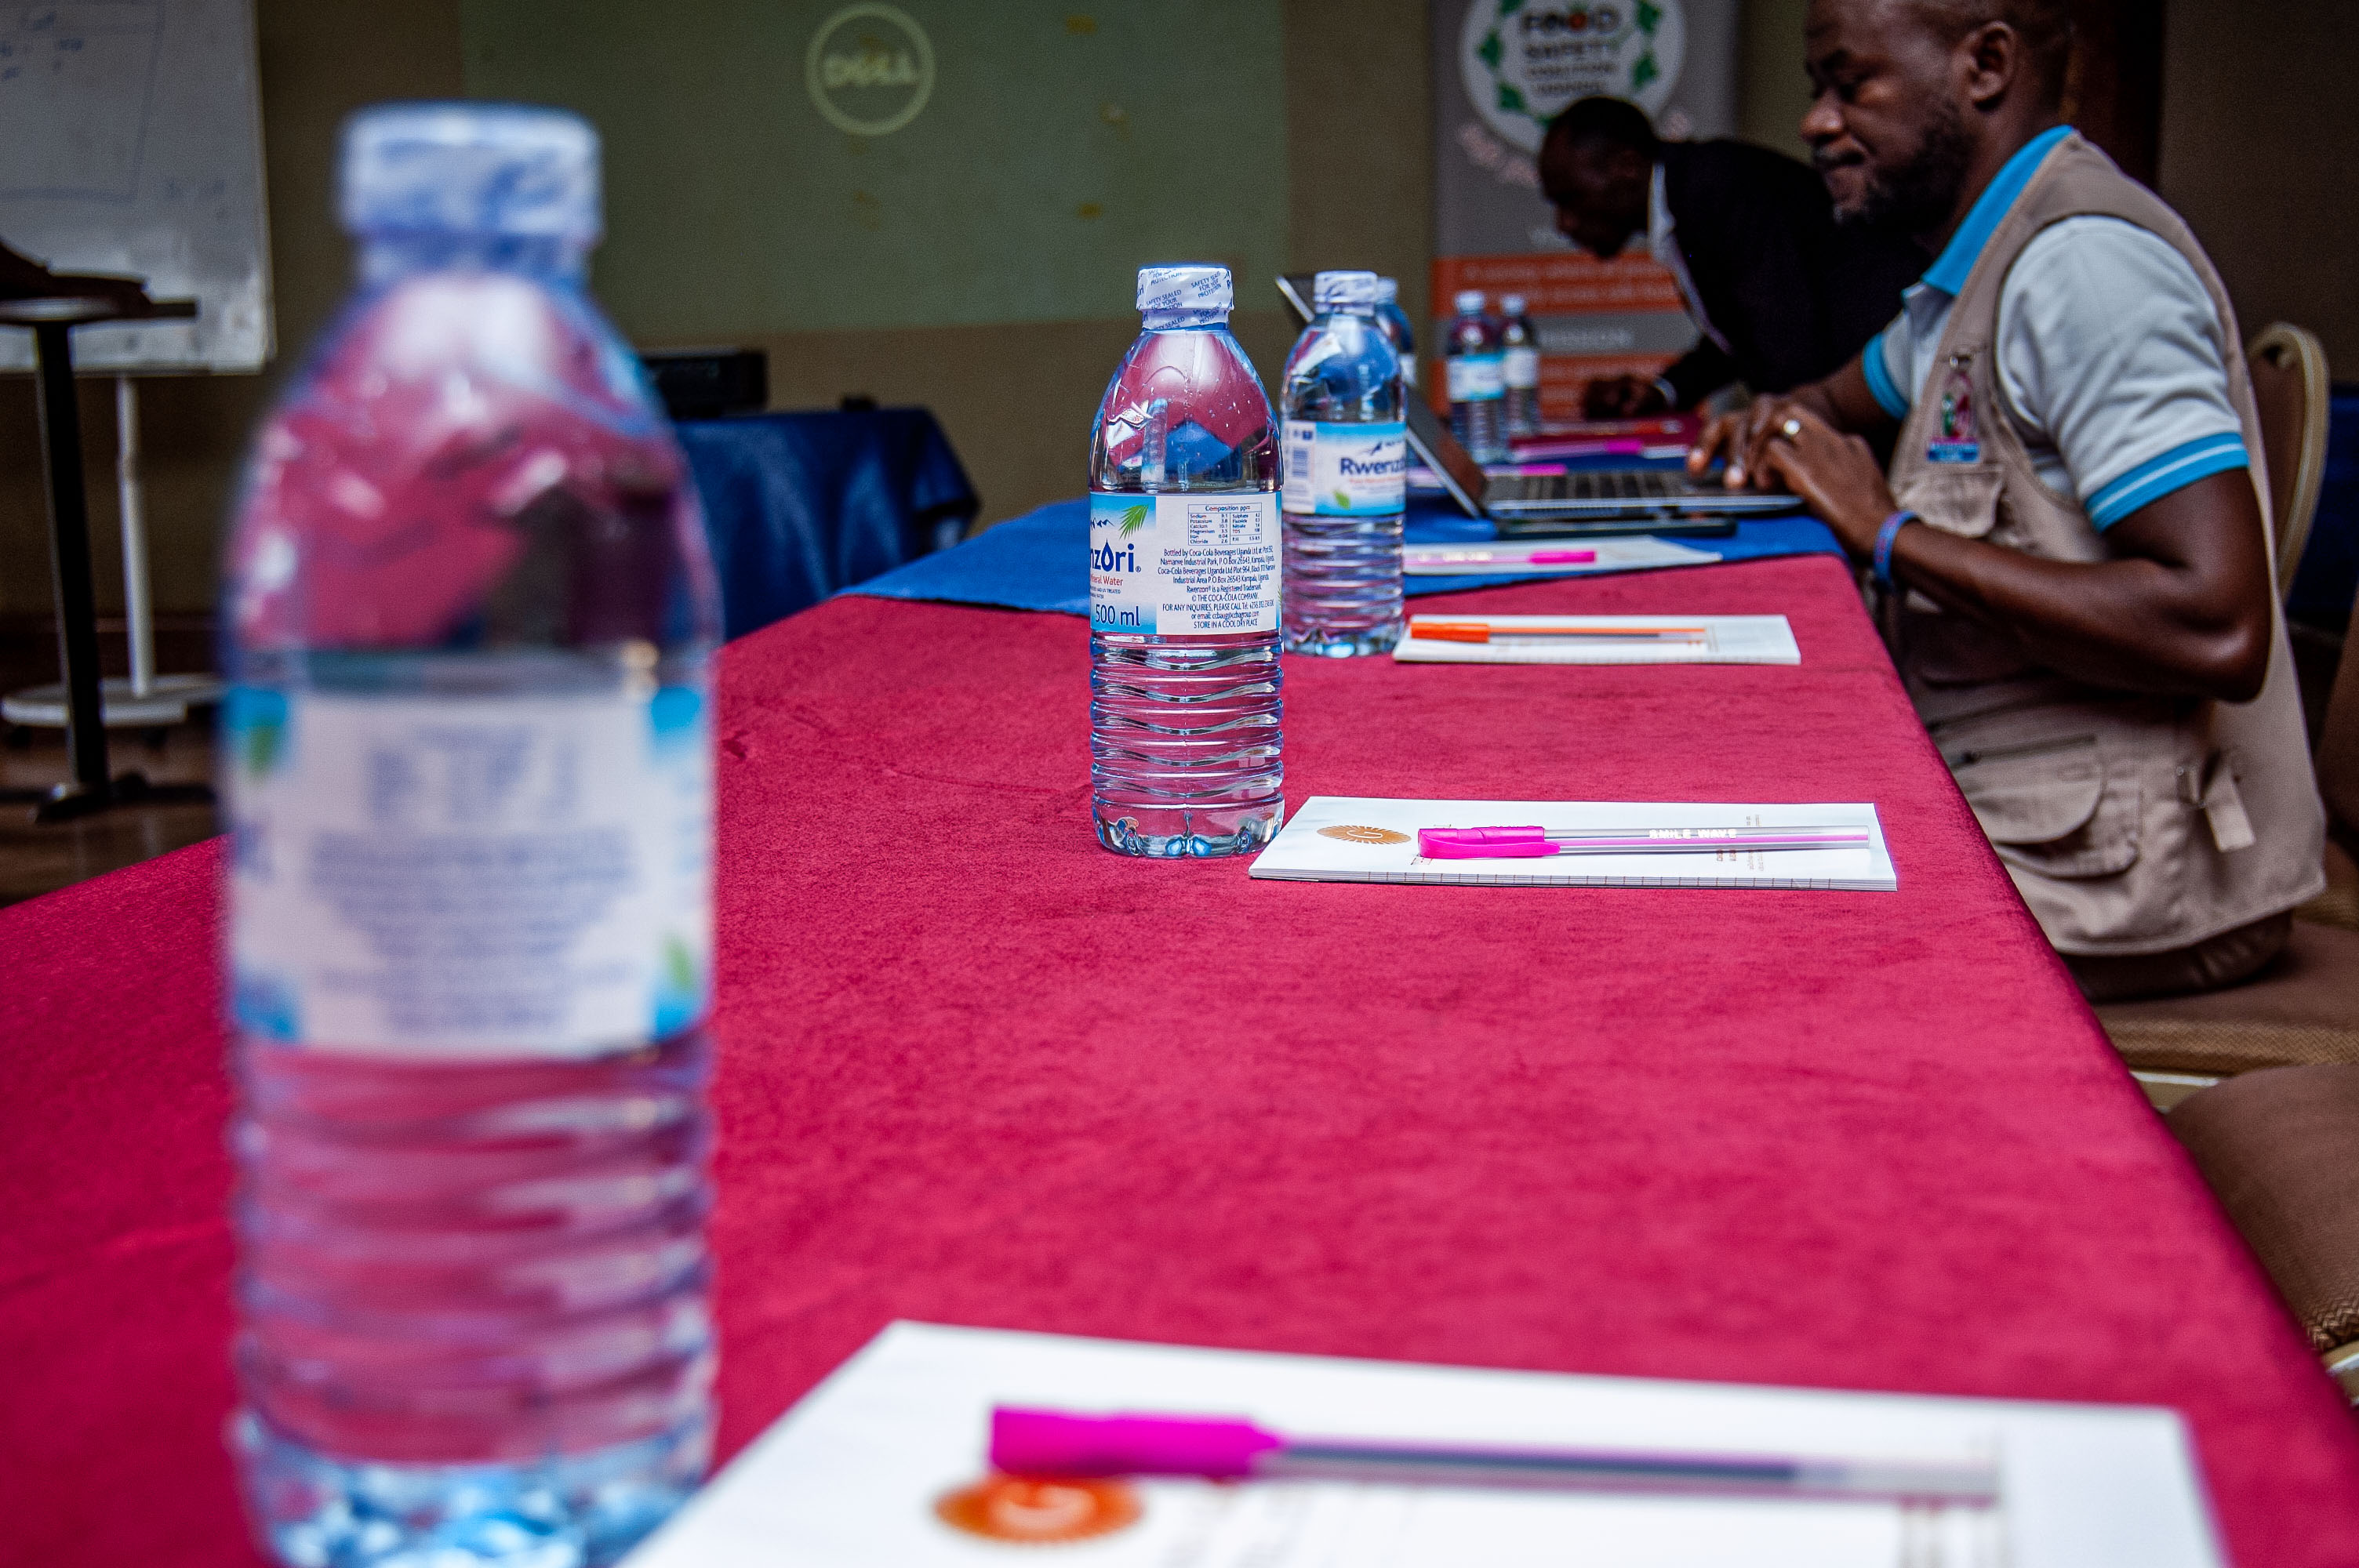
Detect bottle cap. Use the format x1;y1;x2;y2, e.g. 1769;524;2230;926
342;102;598;241
1312;270;1380;310
1454;289;1487;314
1375;277;1401;303
1136;264;1232;313
1501;293;1528;314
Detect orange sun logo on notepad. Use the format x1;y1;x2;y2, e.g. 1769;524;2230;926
1318;825;1411;844
936;1474;1143;1544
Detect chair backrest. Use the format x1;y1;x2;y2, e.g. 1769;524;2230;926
2249;322;2332;595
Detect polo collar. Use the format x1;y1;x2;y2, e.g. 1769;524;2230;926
1917;124;2075;296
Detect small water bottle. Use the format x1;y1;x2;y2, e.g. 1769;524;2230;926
1373;276;1417;393
1281;270;1405;658
1088;263;1283;856
1445;289;1507;463
222;103;719;1568
1500;292;1542;439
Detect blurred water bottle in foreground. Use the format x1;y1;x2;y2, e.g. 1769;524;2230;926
1087;264;1283;856
1445;289;1507;463
222;103;720;1568
1281;270;1405;658
1500;292;1542;439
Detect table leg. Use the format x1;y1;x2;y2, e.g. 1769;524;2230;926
31;321;113;818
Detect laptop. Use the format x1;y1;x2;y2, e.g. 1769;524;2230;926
1275;274;1798;538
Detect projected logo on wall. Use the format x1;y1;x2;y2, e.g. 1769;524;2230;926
805;2;936;136
1459;0;1687;152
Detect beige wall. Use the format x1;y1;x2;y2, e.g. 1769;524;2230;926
0;0;1431;624
2158;0;2359;372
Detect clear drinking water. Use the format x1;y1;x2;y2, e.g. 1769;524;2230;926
1088;263;1283;856
1280;270;1405;658
221;103;720;1568
1372;276;1417;392
1445;289;1508;463
1500;292;1542;439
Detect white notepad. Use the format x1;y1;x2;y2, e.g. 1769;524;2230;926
1403;536;1720;575
1249;797;1897;891
1394;613;1801;665
623;1322;2222;1568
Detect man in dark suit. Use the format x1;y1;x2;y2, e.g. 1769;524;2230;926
1539;96;1924;417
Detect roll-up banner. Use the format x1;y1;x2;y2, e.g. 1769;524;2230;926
1431;0;1739;423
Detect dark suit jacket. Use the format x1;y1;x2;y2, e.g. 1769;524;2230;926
1655;140;1926;405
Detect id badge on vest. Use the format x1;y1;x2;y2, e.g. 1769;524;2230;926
1927;354;1981;464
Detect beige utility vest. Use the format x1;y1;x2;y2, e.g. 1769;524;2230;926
1885;133;2324;956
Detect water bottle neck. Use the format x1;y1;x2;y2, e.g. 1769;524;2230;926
1140;307;1230;332
354;231;589;286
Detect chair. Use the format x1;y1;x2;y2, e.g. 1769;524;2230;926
2167;1065;2359;1403
2249;323;2331;595
2099;579;2359;1105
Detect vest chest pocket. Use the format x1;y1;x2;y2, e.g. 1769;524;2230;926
1946;733;2143;880
1896;463;2005;541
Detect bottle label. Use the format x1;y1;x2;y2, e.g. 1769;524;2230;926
1503;346;1541;390
1089;492;1279;636
224;684;712;1057
1447;353;1505;401
1283;420;1408;516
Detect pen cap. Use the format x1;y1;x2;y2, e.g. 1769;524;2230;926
990;1408;1281;1479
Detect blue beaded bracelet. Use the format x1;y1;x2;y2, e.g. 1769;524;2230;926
1873;510;1918;590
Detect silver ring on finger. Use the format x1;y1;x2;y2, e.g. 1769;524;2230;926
1779;416;1803;441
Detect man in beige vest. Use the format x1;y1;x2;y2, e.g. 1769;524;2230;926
1693;0;2324;1000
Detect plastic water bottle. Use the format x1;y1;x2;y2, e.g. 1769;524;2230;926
221;104;719;1568
1445;289;1507;463
1373;276;1417;393
1500;292;1542;439
1280;270;1405;658
1088;263;1282;856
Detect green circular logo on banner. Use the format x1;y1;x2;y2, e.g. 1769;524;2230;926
806;3;936;137
1460;0;1685;154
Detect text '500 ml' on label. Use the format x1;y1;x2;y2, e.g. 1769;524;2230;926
1089;492;1280;636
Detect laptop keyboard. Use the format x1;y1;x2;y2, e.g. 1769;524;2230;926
1521;470;1685;501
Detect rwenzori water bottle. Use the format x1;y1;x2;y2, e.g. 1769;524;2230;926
1500;292;1541;439
1373;275;1417;393
1088;263;1283;856
1281;270;1405;658
1445;289;1507;463
222;103;719;1568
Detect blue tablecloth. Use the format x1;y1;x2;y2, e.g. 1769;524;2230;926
2287;384;2359;633
847;488;1845;616
677;407;979;638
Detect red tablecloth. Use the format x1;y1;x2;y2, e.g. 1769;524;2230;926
7;556;2357;1566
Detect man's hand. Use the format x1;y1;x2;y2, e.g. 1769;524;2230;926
1688;356;1898;485
1745;407;1897;557
1583;374;1670;419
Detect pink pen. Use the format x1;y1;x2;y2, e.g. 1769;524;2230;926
1525;549;1597;565
1418;826;1870;859
989;1408;1997;1504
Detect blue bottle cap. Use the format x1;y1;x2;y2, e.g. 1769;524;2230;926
1136;264;1232;314
340;102;600;241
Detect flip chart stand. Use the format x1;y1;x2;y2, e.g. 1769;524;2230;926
0;290;216;821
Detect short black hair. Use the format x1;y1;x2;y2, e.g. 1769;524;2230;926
1543;96;1659;158
1912;0;2075;108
